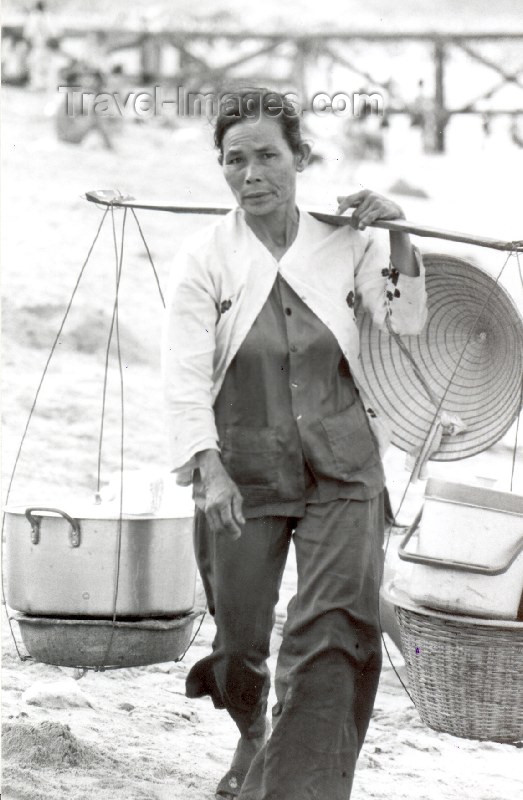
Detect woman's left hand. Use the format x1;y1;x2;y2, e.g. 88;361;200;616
338;189;419;276
336;190;405;231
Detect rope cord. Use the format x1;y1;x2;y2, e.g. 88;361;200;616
1;209;110;661
385;321;439;409
175;610;208;663
101;205;128;667
5;209;109;503
131;209;166;309
509;251;523;492
380;620;416;705
95;211;163;494
511;377;523;493
517;250;523;292
95;246;121;495
89;210;205;670
379;249;515;704
133;210;211;663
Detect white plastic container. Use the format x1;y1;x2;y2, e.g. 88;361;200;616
399;479;523;620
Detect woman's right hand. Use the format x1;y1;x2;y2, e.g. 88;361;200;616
196;450;245;540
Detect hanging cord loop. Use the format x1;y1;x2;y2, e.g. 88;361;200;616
510;251;523;493
175;609;207;663
99;205;128;667
379;248;521;704
3;203;208;670
93;206;206;669
2;209;110;661
131;209;166;309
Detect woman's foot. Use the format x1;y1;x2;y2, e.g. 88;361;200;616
216;718;271;799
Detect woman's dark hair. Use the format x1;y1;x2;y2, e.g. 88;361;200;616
214;88;304;164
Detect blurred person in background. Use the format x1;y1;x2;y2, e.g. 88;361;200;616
410;79;438;154
54;65;114;149
83;30;110;74
1;33;30;87
23;1;56;91
510;115;523;148
43;37;74;113
343;86;386;162
163;88;427;800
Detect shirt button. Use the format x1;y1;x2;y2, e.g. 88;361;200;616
290;345;298;353
285;307;292;316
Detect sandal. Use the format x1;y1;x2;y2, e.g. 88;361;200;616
215;767;247;799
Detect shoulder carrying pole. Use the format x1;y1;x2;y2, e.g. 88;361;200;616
84;191;523;254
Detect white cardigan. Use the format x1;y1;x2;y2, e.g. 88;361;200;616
162;208;427;485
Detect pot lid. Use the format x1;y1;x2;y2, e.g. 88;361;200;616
3;504;192;521
4;492;196;521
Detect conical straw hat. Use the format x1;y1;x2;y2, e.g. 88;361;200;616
358;254;523;461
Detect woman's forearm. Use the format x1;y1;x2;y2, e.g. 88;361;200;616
389;231;419;276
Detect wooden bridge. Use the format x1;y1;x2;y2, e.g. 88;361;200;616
3;19;523;151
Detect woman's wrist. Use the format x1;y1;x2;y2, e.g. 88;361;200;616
389;231;419;277
195;448;223;482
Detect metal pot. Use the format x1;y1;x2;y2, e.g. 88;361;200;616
4;501;197;618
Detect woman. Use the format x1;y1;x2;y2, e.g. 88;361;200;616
162;89;427;800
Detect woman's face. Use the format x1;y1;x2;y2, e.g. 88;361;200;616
221;116;307;217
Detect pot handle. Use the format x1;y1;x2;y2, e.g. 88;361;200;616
398;511;523;576
25;507;81;548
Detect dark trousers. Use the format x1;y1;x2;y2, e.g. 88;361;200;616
186;495;385;800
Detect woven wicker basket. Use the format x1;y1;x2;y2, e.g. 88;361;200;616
388;590;523;743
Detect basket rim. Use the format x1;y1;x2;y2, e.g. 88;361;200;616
382;582;523;629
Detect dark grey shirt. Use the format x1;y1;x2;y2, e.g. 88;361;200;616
196;274;385;518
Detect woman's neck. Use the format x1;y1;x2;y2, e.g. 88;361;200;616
244;203;300;259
